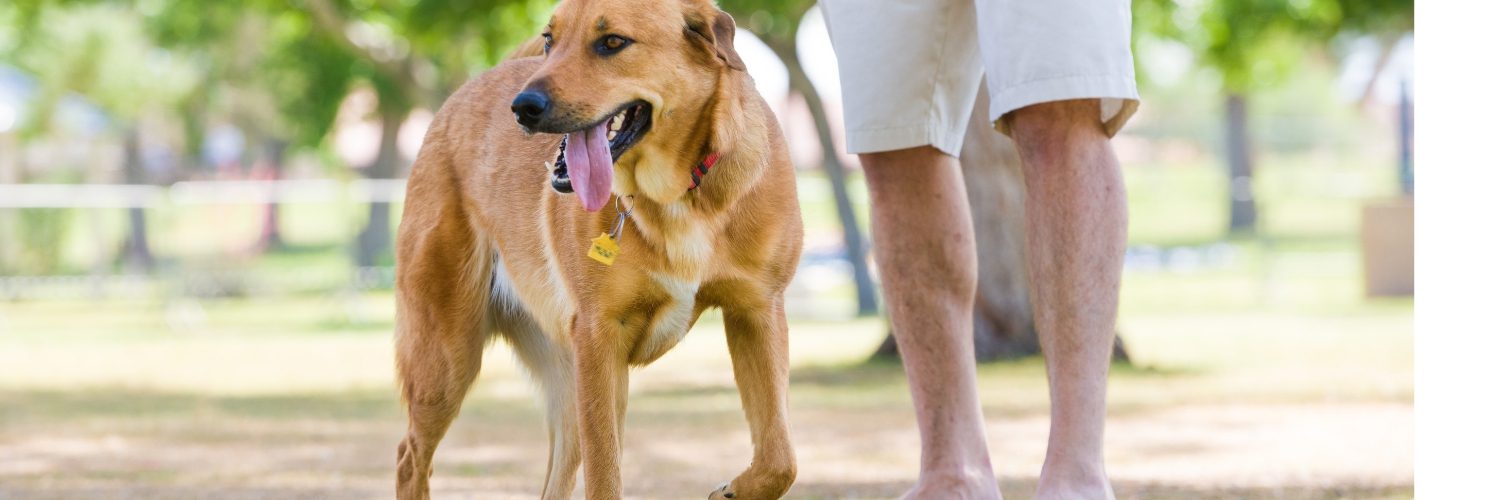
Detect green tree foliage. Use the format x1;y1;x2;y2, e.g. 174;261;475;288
2;3;198;137
294;0;552;108
9;0;555;154
140;0;354;150
134;0;550;264
718;0;810;42
1136;0;1413;92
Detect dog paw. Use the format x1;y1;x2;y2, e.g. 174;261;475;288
710;464;796;499
708;482;736;499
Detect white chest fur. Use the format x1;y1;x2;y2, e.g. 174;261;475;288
617;194;718;364
628;272;700;365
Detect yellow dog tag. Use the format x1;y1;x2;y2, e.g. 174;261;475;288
588;233;620;266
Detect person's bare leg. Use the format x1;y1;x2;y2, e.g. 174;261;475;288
1008;99;1125;499
862;147;1000;499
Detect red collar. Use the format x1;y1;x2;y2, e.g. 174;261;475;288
687;152;722;191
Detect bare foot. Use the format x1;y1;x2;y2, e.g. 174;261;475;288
900;469;1002;500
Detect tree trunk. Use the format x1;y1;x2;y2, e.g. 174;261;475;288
1397;79;1413;195
1225;93;1257;234
957;100;1037;361
875;86;1130;363
1358;35;1400;110
0;132;19;274
121;126;155;272
769;39;879;316
178;84;211;175
259;138;288;250
355;102;406;267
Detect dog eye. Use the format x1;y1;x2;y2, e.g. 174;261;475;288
542;33;553;54
594;35;632;56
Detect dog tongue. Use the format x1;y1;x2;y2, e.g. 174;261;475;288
564;121;613;212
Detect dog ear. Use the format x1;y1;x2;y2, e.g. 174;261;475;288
686;9;746;72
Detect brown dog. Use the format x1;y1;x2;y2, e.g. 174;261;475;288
392;0;802;498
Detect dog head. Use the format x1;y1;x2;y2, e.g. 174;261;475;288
510;0;745;211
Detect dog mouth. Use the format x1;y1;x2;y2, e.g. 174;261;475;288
550;101;653;198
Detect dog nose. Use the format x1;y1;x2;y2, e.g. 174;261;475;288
511;90;551;129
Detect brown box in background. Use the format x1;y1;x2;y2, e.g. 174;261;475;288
1361;197;1414;297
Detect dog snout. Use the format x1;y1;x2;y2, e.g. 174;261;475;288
511;89;552;130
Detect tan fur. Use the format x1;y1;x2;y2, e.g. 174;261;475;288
393;0;802;498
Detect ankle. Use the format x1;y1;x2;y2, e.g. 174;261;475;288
1037;457;1112;500
905;466;1001;500
920;435;996;479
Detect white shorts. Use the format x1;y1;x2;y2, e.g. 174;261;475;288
821;0;1140;156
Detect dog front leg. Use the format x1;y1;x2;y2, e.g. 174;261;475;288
713;295;797;499
572;314;630;499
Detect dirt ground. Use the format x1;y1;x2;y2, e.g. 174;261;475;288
0;391;1411;499
0;302;1413;499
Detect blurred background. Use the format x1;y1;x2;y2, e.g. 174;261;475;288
0;0;1412;498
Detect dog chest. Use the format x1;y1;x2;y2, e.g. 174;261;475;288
625;272;701;365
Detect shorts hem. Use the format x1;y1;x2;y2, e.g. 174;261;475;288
845;124;965;157
991;74;1141;137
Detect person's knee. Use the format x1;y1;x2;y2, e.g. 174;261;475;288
1007;100;1110;172
859;146;951;184
1008;99;1101;137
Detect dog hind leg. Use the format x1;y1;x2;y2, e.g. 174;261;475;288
395;324;486;500
393;184;491;499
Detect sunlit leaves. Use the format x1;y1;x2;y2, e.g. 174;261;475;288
3;4;199;133
1135;0;1412;92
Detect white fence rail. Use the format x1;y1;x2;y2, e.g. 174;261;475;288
0;180;409;299
0;180;409;208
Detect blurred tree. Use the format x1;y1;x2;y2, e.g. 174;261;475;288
721;0;879;316
1134;0;1412;235
2;2;199;272
143;1;348;250
142;0;548;264
7;0;552;269
298;0;548;267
